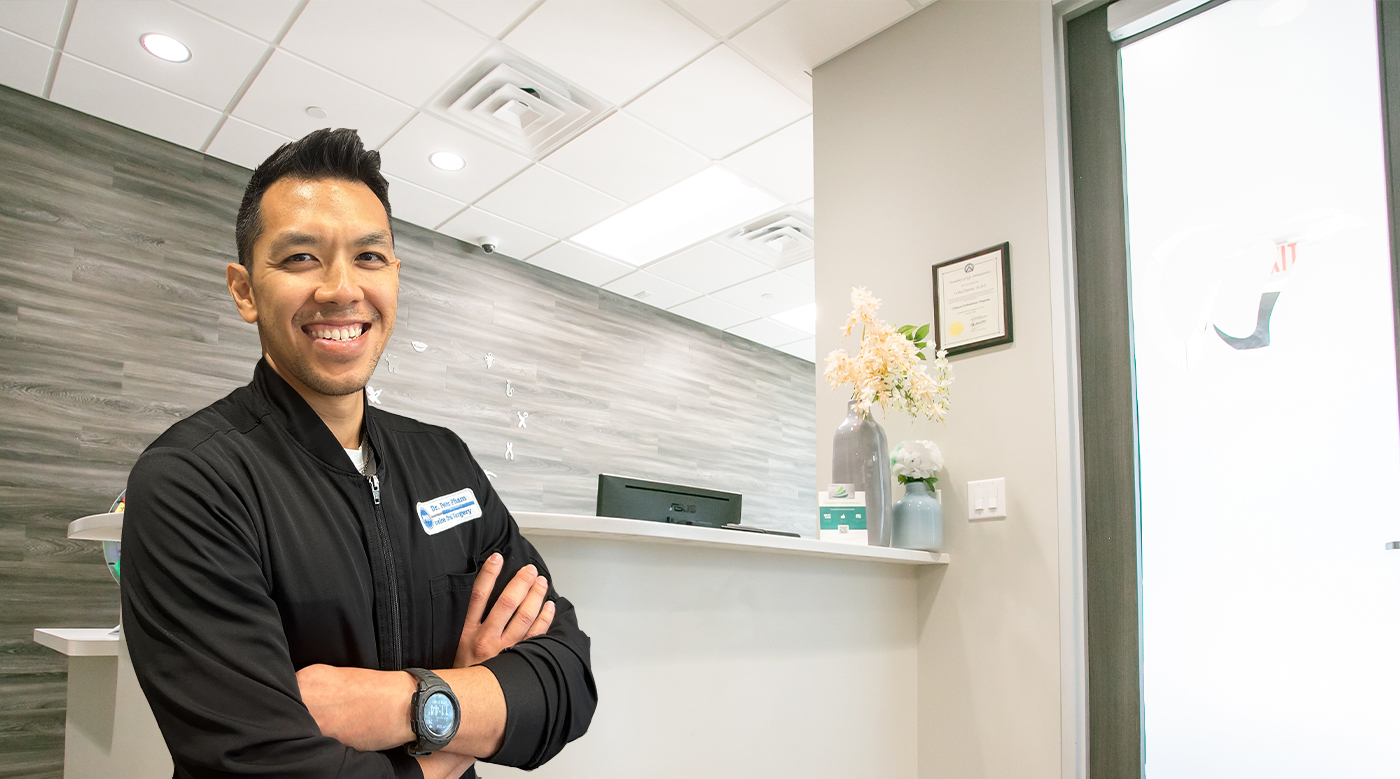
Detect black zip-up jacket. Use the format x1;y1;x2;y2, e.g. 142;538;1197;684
120;359;597;778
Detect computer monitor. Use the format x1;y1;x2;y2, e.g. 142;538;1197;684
595;474;742;528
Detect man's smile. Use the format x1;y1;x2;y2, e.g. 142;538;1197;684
302;321;372;342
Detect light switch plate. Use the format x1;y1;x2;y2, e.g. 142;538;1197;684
967;477;1007;521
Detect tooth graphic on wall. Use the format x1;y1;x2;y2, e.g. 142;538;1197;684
1214;292;1280;350
485;353;496;369
1212;241;1296;351
385;354;398;373
517;411;528;429
505;442;514;461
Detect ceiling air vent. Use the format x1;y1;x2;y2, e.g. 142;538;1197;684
721;213;815;269
440;53;606;158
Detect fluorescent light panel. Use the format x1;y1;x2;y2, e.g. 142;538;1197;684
572;167;784;266
771;302;816;334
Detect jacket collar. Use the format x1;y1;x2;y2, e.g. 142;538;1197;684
251;358;375;473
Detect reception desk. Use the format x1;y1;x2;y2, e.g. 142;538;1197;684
38;513;948;778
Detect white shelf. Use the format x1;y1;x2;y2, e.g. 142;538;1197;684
34;628;119;657
514;512;950;566
68;512;123;542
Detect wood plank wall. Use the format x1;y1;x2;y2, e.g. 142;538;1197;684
0;84;816;777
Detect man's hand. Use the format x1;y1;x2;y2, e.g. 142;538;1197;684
455;552;555;668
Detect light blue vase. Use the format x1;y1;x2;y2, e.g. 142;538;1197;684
892;481;943;552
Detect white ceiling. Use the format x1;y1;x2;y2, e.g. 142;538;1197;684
0;0;932;363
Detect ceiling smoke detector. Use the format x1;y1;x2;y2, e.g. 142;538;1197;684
721;213;816;268
440;54;605;157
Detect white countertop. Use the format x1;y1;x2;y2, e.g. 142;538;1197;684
68;512;122;542
64;509;949;565
34;628;119;657
514;512;950;565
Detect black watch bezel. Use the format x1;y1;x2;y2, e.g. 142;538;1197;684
404;668;461;757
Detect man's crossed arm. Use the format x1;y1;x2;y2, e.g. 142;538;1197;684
295;553;556;779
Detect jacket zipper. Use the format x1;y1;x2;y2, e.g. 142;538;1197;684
367;474;403;670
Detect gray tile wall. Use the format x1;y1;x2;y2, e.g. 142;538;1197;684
0;85;815;777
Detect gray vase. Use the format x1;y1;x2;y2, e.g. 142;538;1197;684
831;400;892;546
893;481;943;552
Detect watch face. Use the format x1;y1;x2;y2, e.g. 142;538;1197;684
422;692;457;739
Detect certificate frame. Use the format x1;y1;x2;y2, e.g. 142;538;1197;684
931;242;1013;356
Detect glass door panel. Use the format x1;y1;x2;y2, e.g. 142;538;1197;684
1120;0;1400;775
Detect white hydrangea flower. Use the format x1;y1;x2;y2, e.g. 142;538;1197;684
891;440;945;481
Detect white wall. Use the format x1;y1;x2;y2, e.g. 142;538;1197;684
813;2;1068;777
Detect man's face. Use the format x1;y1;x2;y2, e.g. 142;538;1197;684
227;177;398;398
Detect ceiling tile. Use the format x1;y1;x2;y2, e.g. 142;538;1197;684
205;116;292;169
796;196;814;221
425;0;538;38
64;0;266;109
710;269;813;315
542;112;708;203
377;113;530;204
0;0;66;45
233;50;416;148
727;316;806;348
0;28;51;96
721;115;812;202
778;257;813;286
384;174;467;232
603;271;699;309
667;0;783;37
282;0;489;107
474;166;624;239
776;336;815;362
528;242;633;286
643;241;770;293
668;295;756;330
50;55;222;148
438;207;556;260
729;0;914;100
178;0;300;40
627;44;810;159
504;0;715;105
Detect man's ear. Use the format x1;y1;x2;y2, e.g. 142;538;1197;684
227;262;258;324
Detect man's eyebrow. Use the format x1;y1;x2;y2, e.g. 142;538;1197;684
267;231;320;258
355;231;392;248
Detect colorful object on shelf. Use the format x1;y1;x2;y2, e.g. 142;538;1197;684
818;486;867;546
104;491;124;584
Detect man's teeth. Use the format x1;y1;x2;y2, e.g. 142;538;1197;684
308;324;364;341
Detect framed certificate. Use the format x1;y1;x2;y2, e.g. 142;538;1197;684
932;243;1013;355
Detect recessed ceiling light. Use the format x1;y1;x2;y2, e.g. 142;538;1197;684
140;33;190;63
429;151;465;171
572;167;784;266
305;106;327;119
772;302;817;334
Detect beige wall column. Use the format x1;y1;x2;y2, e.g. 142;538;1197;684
814;2;1069;777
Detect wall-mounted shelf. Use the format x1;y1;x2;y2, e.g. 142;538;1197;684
514;512;950;566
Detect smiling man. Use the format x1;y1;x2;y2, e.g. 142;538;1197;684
120;129;596;779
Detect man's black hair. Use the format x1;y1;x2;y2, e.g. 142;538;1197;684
234;128;392;269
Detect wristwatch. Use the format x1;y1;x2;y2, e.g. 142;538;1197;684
404;668;461;756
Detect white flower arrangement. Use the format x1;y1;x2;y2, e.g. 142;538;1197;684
824;287;954;421
891;440;945;488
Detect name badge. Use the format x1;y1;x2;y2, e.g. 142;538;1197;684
416;487;482;535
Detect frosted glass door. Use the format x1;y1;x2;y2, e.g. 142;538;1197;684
1120;0;1400;776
